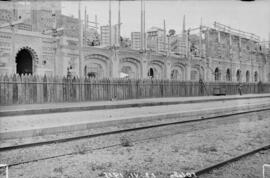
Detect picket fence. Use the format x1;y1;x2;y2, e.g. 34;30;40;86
0;74;270;105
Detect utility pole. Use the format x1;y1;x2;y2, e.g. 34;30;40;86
140;0;145;51
78;2;83;77
163;19;166;52
182;15;188;57
95;15;98;29
199;17;202;59
140;0;143;51
182;15;186;33
118;0;121;47
143;0;146;50
109;0;112;47
84;6;87;47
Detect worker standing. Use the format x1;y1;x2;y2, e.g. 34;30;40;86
238;83;243;95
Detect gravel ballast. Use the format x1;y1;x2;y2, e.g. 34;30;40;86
0;111;269;178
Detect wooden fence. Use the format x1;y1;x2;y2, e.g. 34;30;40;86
1;74;270;105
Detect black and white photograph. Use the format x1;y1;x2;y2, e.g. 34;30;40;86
0;0;270;177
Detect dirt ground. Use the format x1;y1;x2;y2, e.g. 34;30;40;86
0;111;270;178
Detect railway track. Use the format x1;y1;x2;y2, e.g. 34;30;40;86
1;106;270;169
195;144;270;178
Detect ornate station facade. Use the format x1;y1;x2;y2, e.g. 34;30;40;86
0;2;269;82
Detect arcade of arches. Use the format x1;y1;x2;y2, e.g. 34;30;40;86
10;47;265;83
0;23;268;83
213;67;259;83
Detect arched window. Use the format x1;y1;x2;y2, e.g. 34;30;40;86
214;68;221;81
226;69;231;81
148;68;154;78
254;71;258;82
236;70;241;82
246;71;250;83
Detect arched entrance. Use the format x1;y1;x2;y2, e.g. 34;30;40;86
16;49;33;75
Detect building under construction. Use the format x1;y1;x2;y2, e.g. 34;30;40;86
184;22;270;82
0;1;269;83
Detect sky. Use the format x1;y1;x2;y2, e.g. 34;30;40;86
61;0;270;40
0;0;269;40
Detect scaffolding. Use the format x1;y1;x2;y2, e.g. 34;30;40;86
213;21;260;42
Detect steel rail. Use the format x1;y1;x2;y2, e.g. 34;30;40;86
194;144;270;178
1;107;270;168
